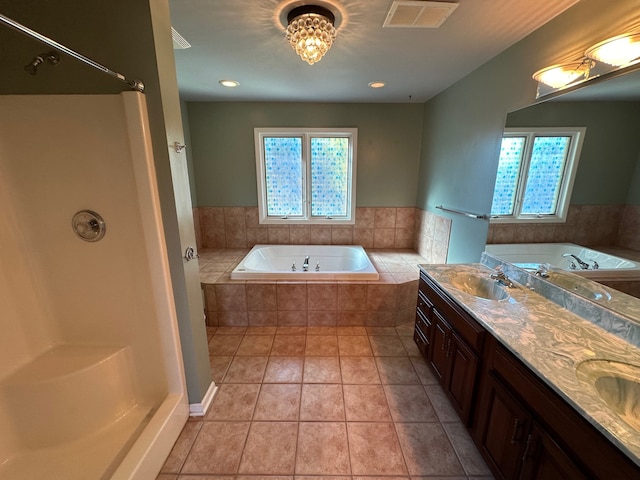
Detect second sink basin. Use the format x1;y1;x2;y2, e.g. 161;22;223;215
576;359;640;432
448;272;510;301
547;272;612;302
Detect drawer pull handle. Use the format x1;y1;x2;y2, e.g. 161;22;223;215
510;419;523;445
522;434;534;462
446;338;452;357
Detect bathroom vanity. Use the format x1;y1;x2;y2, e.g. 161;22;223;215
414;264;640;479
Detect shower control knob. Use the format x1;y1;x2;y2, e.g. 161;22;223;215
184;246;199;261
72;210;106;242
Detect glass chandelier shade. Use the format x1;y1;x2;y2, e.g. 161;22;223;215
286;5;337;65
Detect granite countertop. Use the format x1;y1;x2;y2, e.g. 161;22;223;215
419;263;640;467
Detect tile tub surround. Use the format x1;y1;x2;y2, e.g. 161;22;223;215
193;207;452;264
420;263;640;467
200;249;428;328
619;204;640;252
486;204;624;246
158;324;494;478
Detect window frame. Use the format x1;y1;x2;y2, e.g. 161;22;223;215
254;127;358;225
490;127;586;224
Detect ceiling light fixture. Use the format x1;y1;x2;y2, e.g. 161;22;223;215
585;33;640;67
286;5;337;65
219;80;239;87
532;60;591;89
368;81;386;88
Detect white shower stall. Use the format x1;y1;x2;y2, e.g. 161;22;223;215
0;92;188;479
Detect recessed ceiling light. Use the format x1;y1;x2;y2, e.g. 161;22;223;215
368;81;386;88
219;80;239;88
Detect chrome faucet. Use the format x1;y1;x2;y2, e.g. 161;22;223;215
562;253;590;270
535;264;550;278
490;267;514;288
303;256;310;271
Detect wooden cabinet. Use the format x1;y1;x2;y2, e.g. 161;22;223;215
476;338;639;479
478;373;531;479
429;310;449;381
477;372;588;480
446;330;479;426
519;423;589;480
415;272;483;424
414;268;640;480
413;289;432;358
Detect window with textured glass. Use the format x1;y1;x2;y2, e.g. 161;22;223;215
490;128;585;223
255;128;357;224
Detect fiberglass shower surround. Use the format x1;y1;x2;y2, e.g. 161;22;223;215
0;92;187;479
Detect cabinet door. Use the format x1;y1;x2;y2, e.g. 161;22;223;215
479;373;531;480
519;424;588;480
430;310;451;383
447;330;478;424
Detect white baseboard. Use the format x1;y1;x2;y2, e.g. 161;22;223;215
189;381;218;416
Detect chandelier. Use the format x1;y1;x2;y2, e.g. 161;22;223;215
286;5;337;65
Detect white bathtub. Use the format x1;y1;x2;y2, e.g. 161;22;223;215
485;243;640;281
230;244;379;280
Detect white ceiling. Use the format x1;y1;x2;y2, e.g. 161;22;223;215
169;0;581;103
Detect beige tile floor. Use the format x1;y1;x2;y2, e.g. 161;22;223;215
158;323;494;480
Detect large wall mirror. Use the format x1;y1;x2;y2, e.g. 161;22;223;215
486;66;640;311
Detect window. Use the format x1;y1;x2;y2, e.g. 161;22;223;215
254;128;357;224
490;127;585;223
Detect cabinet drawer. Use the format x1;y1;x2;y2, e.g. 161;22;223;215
415;307;431;337
420;273;485;352
417;288;433;319
413;326;429;358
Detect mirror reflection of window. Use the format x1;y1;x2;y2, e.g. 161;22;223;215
490;127;585;223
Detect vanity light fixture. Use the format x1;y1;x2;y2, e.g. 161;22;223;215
219;79;239;87
585;33;640;67
532;60;592;89
285;5;337;65
368;81;386;88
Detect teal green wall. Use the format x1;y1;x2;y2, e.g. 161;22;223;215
506;101;640;205
180;99;198;206
187;102;424;207
417;0;640;263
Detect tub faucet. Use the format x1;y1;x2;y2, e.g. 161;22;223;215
562;253;590;270
303;256;310;271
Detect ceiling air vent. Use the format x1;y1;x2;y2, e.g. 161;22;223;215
383;1;459;28
172;27;191;49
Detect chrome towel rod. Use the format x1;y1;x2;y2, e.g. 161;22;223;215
0;13;144;93
436;205;489;221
